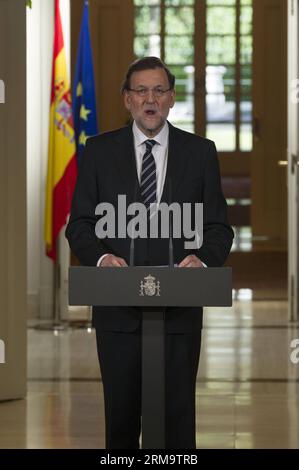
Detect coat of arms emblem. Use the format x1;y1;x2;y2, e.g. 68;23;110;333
139;274;161;297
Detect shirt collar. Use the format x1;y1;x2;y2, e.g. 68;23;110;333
133;121;169;148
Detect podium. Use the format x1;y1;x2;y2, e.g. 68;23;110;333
69;266;232;449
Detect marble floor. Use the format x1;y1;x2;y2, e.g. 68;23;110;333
1;297;299;449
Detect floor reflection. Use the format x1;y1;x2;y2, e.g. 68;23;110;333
0;299;299;448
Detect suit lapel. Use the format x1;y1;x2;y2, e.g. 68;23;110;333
161;122;190;203
112;124;142;203
112;122;191;204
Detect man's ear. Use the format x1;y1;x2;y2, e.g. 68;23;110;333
170;89;176;109
123;91;131;111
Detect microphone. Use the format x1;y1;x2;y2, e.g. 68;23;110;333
129;180;139;267
168;178;174;268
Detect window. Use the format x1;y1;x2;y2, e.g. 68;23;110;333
134;0;253;152
134;0;195;132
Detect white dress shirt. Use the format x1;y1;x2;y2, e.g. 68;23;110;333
132;120;169;204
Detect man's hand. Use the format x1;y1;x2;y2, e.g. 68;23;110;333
178;254;204;268
100;254;128;267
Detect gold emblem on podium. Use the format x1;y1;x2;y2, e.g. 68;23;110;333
139;275;161;297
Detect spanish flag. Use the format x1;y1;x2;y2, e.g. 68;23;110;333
45;0;77;261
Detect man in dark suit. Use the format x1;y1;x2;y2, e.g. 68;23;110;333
66;56;233;449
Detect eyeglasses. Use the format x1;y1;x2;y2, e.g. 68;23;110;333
127;87;172;98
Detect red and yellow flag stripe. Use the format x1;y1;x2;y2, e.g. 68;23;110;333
45;0;77;261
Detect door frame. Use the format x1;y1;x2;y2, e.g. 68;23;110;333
287;0;299;321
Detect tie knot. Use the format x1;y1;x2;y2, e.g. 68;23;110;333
145;139;156;151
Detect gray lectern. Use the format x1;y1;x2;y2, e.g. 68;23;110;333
69;266;232;449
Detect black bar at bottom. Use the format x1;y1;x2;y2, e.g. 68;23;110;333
141;309;165;449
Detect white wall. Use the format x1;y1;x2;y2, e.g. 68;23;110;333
26;0;70;319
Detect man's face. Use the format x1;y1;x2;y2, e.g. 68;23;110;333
123;67;175;137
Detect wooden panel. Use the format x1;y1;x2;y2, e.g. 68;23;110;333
251;0;287;250
0;0;27;400
71;0;134;133
226;251;287;299
218;153;250;176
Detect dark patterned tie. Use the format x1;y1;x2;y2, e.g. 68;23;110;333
140;139;157;210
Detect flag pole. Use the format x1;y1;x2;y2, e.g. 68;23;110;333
53;236;68;330
35;237;67;331
41;0;77;332
65;0;97;333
